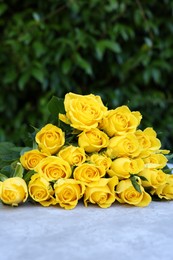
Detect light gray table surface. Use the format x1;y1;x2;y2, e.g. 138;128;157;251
1;199;173;260
1;163;173;260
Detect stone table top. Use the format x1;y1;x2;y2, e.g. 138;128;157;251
1;200;173;260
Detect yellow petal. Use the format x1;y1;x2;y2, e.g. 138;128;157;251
59;114;71;124
107;176;119;193
136;191;151;207
39;197;57;207
116;179;132;193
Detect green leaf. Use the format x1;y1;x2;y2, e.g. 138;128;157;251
22;127;39;147
4;69;17;84
0;3;8;16
0;159;9;169
139;176;148;181
20;147;33;156
33;41;45;57
18;72;30;90
48;96;65;116
130;176;142;193
144;37;153;48
0;142;22;162
32;67;44;83
13;162;24;178
166;154;173;160
0;165;13;178
23;170;35;184
62;59;72;74
163;168;173;174
75;53;93;75
32;12;41;22
152;68;160;83
0;173;8;181
96;40;121;60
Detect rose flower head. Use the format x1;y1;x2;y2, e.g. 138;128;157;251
138;168;167;189
135;128;161;158
150;175;173;200
35;156;72;182
84;176;118;208
0;177;28;206
100;105;142;137
36;124;65;155
89;153;112;172
58;145;86;166
73;163;106;184
78;128;109;153
59;93;107;131
143;153;168;169
54;179;85;209
28;173;56;206
20;149;48;170
115;178;151;207
108;157;144;180
106;133;141;159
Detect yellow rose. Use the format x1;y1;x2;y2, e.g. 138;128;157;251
115;178;151;207
28;173;56;206
106;133;141;159
78;128;109;153
35;124;65;155
54;179;85;209
36;156;72;181
107;157;144;179
150;175;173;200
135;128;161;158
138;168;167;189
58;145;86;166
143;128;161;150
143;153;168;169
20;149;48;170
84;176;118;208
89;153;112;172
100;106;142;137
59;92;107;130
73;163;106;184
0;177;28;206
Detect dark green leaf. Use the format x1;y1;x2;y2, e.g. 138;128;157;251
166;154;173;160
23;170;35;184
0;142;22;162
20;147;33;156
130;176;142;193
0;165;14;178
32;68;44;83
48;96;65;116
163;168;173;174
18;72;30;90
33;41;46;57
0;173;8;181
75;53;93;75
96;40;121;60
139;176;148;181
0;159;9;169
62;59;72;75
22;127;39;147
0;3;8;16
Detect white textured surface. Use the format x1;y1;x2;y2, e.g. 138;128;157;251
1;200;173;260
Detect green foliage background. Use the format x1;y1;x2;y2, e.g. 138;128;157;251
0;0;173;150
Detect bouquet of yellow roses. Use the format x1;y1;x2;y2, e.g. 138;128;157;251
0;93;173;209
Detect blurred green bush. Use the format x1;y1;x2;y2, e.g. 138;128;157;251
0;0;173;150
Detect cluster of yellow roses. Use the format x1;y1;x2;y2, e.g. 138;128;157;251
0;93;173;209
